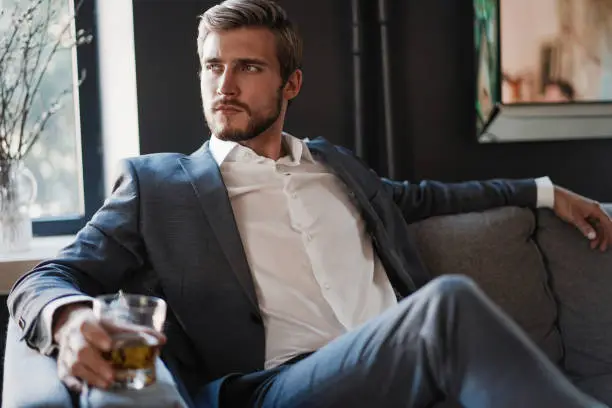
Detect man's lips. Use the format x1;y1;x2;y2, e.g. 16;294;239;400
214;105;243;113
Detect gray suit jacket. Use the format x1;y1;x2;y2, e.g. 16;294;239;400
7;137;538;406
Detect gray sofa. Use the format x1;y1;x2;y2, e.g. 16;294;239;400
4;206;612;407
411;206;612;407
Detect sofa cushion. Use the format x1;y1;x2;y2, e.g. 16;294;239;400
575;374;612;406
409;206;563;364
536;207;612;379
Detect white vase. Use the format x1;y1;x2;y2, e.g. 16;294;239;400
0;160;38;254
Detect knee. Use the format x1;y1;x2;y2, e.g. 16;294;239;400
426;274;481;301
82;382;186;408
81;358;187;408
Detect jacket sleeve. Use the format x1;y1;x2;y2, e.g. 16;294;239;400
7;159;147;350
380;177;538;224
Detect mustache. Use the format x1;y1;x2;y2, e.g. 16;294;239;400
213;99;250;112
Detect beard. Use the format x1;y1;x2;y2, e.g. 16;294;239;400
205;88;283;143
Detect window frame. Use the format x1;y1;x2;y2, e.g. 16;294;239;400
32;0;104;237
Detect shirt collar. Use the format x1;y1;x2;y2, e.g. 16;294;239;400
209;132;314;166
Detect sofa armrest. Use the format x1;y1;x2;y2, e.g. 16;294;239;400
2;319;74;408
535;205;612;379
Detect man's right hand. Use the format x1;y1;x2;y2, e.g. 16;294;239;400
53;305;114;392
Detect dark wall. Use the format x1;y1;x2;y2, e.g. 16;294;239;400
132;0;612;202
132;0;356;155
132;1;206;155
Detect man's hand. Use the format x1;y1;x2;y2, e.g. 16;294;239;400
52;303;168;392
553;186;612;251
53;305;114;392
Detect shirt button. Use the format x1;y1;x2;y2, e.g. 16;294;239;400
305;233;312;241
291;192;298;199
323;283;330;290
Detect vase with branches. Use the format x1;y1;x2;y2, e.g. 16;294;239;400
0;0;91;253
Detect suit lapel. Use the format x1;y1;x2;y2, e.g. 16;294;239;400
178;142;260;315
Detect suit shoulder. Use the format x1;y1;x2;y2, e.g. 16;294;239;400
331;144;373;170
125;152;188;171
333;144;357;158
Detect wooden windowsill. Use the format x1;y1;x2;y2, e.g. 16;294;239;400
0;236;75;294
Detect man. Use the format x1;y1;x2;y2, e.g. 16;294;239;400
7;1;612;407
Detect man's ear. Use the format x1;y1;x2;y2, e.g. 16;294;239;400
283;69;303;101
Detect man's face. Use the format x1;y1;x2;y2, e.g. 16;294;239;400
200;27;286;142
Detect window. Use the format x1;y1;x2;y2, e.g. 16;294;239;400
2;0;104;236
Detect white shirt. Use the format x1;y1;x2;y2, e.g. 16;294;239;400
39;134;555;360
212;134;398;368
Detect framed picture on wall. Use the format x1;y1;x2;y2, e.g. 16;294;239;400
474;0;612;142
474;0;499;134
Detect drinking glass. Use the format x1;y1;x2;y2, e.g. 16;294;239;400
93;293;167;390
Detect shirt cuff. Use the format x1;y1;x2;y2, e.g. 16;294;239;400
535;176;555;209
39;295;94;356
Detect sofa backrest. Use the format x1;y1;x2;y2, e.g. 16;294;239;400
408;206;563;364
536;206;612;382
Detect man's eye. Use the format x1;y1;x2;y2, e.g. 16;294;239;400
206;64;223;73
244;65;261;73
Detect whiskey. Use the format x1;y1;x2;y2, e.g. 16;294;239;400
103;331;160;389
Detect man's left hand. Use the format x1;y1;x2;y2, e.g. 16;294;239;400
553;186;612;251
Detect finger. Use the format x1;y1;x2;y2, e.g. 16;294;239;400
594;221;607;251
81;319;113;352
574;218;598;241
72;361;112;390
589;225;601;250
61;375;84;393
594;230;606;251
597;211;612;251
595;206;612;222
58;359;84;393
74;345;115;383
63;335;114;384
592;208;612;227
588;212;610;251
600;225;610;252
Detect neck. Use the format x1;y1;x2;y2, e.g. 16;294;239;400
240;111;287;160
241;130;284;160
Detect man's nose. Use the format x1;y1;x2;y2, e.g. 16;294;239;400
217;70;238;96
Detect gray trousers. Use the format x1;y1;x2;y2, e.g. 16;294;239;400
236;275;605;408
78;359;187;408
4;275;606;407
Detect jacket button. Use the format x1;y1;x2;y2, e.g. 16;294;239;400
18;317;25;329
